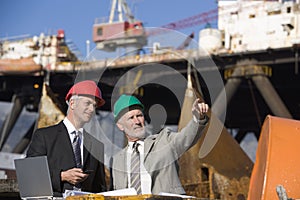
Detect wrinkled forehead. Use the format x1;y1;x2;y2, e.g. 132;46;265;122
116;104;144;121
119;108;144;121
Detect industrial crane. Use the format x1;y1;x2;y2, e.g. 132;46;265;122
93;0;269;52
93;0;147;52
160;9;218;32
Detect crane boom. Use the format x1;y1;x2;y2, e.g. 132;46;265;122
120;0;135;23
108;0;117;23
108;0;135;23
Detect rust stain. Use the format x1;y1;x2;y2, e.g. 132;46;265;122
0;58;42;74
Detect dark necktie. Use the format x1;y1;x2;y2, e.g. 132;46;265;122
130;142;142;194
72;131;82;168
72;131;82;190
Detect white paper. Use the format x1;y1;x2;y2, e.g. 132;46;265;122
158;192;196;198
63;190;92;198
99;188;137;196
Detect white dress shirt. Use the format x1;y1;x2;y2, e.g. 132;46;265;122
63;117;84;164
127;141;152;194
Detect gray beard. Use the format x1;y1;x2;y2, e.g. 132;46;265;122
127;129;146;140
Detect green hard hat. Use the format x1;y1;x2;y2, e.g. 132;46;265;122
113;94;144;121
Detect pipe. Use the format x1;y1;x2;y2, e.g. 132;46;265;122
12;122;35;153
252;75;292;119
0;95;25;150
212;67;242;120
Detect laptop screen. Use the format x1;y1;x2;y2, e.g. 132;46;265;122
14;156;53;199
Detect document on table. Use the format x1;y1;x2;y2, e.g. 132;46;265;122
64;188;137;198
99;188;137;196
158;192;196;198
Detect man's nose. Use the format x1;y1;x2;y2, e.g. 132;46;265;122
133;116;141;124
88;103;96;111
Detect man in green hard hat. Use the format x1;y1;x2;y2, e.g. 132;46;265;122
110;94;209;195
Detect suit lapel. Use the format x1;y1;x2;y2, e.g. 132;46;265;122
82;131;91;167
144;136;156;161
143;135;158;180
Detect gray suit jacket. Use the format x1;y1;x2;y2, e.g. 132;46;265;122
111;119;207;194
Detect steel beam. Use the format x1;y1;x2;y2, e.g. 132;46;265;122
252;74;292;119
212;67;243;120
12;122;35;153
0;95;25;150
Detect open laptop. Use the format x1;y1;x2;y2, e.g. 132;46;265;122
14;156;54;200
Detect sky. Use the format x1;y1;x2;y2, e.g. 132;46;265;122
0;0;218;58
0;0;258;161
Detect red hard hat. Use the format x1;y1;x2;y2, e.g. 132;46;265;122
65;80;105;107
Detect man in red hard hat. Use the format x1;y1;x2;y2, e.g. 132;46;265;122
27;80;107;197
65;80;105;108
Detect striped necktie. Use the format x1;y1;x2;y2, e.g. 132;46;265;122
72;131;82;168
130;142;142;194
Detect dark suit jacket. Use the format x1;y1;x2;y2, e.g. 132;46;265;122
26;121;106;197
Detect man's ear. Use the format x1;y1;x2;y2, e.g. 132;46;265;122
116;122;124;131
69;99;76;110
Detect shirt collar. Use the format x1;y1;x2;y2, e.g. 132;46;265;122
63;117;83;135
128;141;144;152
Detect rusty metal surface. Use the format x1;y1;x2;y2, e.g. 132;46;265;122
177;81;253;199
36;83;65;129
0;179;18;193
0;58;42;75
70;50;200;71
0;179;20;200
66;194;210;200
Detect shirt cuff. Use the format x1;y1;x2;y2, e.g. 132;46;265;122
192;114;208;125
